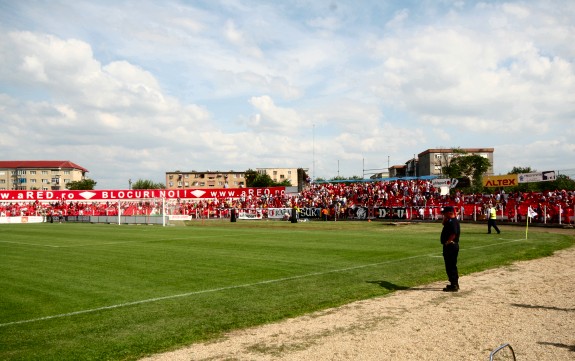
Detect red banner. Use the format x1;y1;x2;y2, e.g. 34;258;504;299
0;187;286;202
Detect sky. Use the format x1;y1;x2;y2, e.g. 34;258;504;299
1;0;574;189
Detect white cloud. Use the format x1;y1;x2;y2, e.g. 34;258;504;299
0;1;573;186
366;10;575;141
497;138;575;174
21;55;48;82
247;95;304;133
501;3;531;19
385;9;409;30
223;19;262;58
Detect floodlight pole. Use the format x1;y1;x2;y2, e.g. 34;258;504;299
312;124;315;181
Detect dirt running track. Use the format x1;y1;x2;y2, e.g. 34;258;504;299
142;234;575;361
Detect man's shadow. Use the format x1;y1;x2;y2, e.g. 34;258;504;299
367;280;443;291
538;342;575;352
366;280;409;291
511;303;575;312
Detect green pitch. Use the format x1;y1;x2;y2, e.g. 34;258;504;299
1;221;573;360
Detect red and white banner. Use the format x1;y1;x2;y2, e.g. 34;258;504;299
0;216;43;224
0;187;286;202
267;208;292;219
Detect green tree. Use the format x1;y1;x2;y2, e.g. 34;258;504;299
244;171;274;187
250;173;275;187
329;175;363;182
66;178;97;190
244;169;258;187
276;179;292;186
131;179;165;189
245;169;292;187
547;174;575;191
329;176;348;181
442;149;491;192
509;166;534;174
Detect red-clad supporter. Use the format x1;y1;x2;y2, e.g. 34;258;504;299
1;182;574;224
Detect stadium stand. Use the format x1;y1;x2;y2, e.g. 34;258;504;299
1;180;574;224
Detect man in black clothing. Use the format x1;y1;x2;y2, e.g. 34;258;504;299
440;206;460;292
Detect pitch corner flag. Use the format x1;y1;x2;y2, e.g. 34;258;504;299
526;206;537;239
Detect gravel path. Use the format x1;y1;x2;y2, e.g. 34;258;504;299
142;242;575;361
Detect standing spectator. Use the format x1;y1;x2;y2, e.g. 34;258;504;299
487;204;501;234
321;207;328;221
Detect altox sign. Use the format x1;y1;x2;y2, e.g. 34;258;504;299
0;187;285;201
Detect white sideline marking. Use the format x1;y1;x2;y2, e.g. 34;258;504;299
57;235;233;248
0;237;530;328
0;235;230;249
428;238;526;257
462;237;527;250
0;241;60;248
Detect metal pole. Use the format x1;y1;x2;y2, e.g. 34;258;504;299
312;124;315;181
489;343;516;361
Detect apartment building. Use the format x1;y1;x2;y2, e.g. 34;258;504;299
256;168;300;186
417;148;494;177
0;160;89;191
387;165;407;178
165;170;246;189
165;167;308;190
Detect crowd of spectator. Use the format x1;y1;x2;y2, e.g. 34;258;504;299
1;179;574;224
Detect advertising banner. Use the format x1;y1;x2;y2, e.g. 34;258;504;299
542;171;556;181
432;178;458;188
518;172;544;183
0;187;286;202
238;210;263;220
168;215;193;221
0;216;44;224
518;171;556;183
267;208;292;219
292;206;414;220
483;174;518;187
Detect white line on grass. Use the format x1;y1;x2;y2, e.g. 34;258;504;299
460;237;527;250
57;235;235;248
0;237;529;328
0;240;60;248
428;238;526;257
0;235;232;249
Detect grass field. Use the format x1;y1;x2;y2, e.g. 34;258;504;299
1;220;573;360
